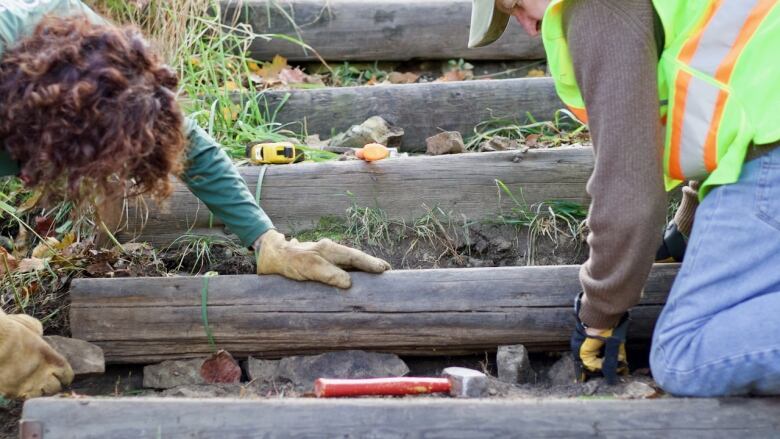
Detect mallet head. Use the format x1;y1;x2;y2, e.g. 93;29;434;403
443;367;488;398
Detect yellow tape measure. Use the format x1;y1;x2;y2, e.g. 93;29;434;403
246;141;303;165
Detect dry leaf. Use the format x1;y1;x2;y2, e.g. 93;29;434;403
31;237;60;259
280;67;324;88
56;233;76;250
85;262;114;278
17;190;42;213
257;55;289;81
279;67;307;85
17;257;45;273
223;80;240;91
525;134;540;148
200;350;241;384
12;227;28;259
438;69;473;82
34;216;55;238
247;61;261;73
387;72;419;84
527;68;546;78
0;248;18;275
221;103;241;122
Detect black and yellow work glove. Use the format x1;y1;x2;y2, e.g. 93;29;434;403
570;293;629;385
256;230;391;289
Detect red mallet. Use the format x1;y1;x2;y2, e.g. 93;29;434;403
315;367;487;398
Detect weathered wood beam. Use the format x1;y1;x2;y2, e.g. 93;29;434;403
221;0;546;62
261;77;563;151
117;146;593;247
69;264;678;364
22;397;780;438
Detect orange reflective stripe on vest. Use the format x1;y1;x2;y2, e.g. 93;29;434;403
668;0;776;180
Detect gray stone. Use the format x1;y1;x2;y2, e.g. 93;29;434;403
547;354;577;386
467;257;486;268
490;237;513;253
329;116;404;149
275;351;409;392
425;131;466;155
582;379;601;396
478;136;520;152
496;344;536;384
443;367;488;398
143;358;206;389
619;381;659;399
245;357;280;382
44;336;104;376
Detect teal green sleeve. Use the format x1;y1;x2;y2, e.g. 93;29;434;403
183;119;274;246
0;0;104;58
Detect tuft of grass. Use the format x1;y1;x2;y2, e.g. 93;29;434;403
494;179;588;264
166;233;243;274
403;205;463;266
465;109;589;151
293;216;348;243
345;203;395;247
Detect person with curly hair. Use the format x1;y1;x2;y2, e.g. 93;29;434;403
0;0;391;399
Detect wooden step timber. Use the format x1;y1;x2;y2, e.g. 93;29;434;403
261;77;563;151
21;397;780;439
221;0;546;62
69;264;679;364
117;146;593;247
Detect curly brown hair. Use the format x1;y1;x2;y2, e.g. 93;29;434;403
0;15;186;201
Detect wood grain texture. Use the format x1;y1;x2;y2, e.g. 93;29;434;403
261;77;563;151
22;397;780;439
222;0;546;61
118;147;593;247
69;264;678;364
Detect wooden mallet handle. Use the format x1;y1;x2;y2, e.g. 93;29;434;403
314;377;450;398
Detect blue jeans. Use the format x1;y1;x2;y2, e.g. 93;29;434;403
650;146;780;396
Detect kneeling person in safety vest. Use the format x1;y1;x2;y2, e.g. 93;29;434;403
0;0;390;399
470;0;780;396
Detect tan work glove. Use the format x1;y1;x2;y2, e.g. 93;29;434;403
256;230;391;288
0;311;74;399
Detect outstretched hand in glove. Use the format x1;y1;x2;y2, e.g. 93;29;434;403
255;230;391;288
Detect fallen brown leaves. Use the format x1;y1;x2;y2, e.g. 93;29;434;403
248;55;325;89
200;350;242;384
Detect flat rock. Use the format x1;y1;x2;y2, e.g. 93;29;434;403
478;136;520;152
44;336;104;376
497;344;536;384
245;357;280;382
249;351;409;392
329;116;404;149
143;358;206;389
619;381;660;399
547;354;577;386
426;131;466;155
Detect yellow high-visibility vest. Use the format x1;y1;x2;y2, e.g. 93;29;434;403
542;0;780;196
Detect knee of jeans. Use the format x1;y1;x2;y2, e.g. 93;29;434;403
650;349;701;396
650;340;725;397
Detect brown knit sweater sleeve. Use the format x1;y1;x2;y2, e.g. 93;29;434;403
563;0;667;328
